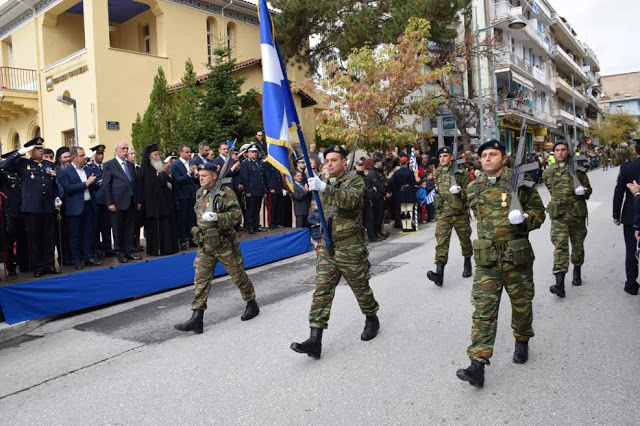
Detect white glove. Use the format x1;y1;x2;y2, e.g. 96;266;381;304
202;212;218;222
508;209;528;225
18;146;35;156
449;185;461;194
574;186;585;196
54;197;62;208
308;175;327;192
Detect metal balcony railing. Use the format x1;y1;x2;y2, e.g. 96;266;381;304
0;67;37;92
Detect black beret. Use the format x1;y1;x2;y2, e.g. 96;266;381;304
324;145;347;158
25;137;44;148
477;139;506;156
198;162;218;173
553;140;568;150
90;144;106;153
436;146;453;157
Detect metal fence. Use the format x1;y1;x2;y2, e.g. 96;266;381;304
0;67;37;92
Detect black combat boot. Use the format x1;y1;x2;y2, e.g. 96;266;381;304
241;299;260;321
361;315;380;341
513;340;529;364
174;310;204;334
427;263;445;286
549;273;566;298
572;265;582;286
456;360;485;388
462;257;472;278
290;328;323;359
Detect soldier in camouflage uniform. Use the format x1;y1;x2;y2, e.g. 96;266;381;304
175;163;259;335
543;140;592;298
427;146;473;286
456;140;545;388
291;146;380;359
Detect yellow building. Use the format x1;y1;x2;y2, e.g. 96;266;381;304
0;0;320;155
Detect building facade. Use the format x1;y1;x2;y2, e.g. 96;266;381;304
599;72;640;120
0;0;319;155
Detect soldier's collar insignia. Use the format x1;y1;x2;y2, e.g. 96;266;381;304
488;177;497;184
558;162;565;168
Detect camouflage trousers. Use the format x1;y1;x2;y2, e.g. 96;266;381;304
467;261;535;365
309;244;379;329
550;216;587;274
434;212;473;265
191;233;255;311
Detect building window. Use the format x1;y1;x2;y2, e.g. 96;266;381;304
227;23;236;58
63;130;75;148
207;18;216;65
142;25;150;54
12;132;19;150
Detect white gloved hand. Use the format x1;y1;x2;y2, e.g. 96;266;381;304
18;146;35;156
508;209;528;225
54;197;62;208
574;186;585;196
449;185;461;194
202;212;218;222
308;175;327;192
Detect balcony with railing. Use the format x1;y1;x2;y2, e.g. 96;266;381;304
496;53;548;87
0;67;37;92
0;67;39;121
553;45;587;83
583;43;600;72
523;19;552;55
550;13;586;58
496;99;556;127
554;108;589;129
553;76;588;106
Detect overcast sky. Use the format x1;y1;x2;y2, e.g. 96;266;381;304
550;0;640;76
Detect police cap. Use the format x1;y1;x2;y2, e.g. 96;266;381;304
477;139;506;156
248;144;259;152
24;137;44;148
90;144;106;153
436;146;453;157
324;145;347;158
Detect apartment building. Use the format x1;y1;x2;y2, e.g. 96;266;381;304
0;0;319;155
599;71;640;120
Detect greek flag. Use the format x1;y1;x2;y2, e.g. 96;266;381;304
258;0;295;191
586;86;593;96
425;189;436;205
532;0;540;14
409;148;419;177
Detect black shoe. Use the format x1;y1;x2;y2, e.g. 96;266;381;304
241;299;260;321
513;340;529;364
624;286;639;295
248;229;255;234
427;263;445;286
462;257;472;278
174;310;204;334
290;328;323;359
117;257;129;264
549;273;566;298
180;242;188;251
376;233;388;240
456;360;485;388
400;212;406;220
74;263;84;270
572;265;582;286
34;269;45;278
368;236;383;243
361;315;380;341
85;257;104;267
62;259;74;266
126;253;142;261
258;227;268;232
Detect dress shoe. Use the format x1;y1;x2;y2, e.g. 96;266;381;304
34;269;46;278
175;310;204;334
180;242;188;251
117;257;129;264
290;328;323;359
513;340;529;364
376;232;388;240
456;360;485;388
240;299;260;321
85;258;104;267
258;227;268;232
45;267;61;274
74;263;84;270
126;253;142;261
361;315;380;341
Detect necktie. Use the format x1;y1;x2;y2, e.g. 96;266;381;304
122;161;132;181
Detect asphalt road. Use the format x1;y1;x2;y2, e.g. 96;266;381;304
0;167;638;425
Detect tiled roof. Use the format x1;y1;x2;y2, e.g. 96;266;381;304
166;58;262;91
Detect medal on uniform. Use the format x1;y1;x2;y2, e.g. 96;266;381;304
30;173;34;179
501;193;507;208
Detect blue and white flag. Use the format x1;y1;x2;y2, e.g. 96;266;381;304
586;86;593;96
532;0;540;14
425;189;436;205
409;148;419;177
258;0;295;191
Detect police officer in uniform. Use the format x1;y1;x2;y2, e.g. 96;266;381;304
456;140;545;388
0;151;29;274
174;163;259;334
238;145;267;233
290;146;380;359
0;137;62;277
88;144;112;258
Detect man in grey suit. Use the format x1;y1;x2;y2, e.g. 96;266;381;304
102;141;142;263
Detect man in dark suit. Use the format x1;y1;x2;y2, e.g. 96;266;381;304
102;141;142;263
88;144;112;257
191;141;211;167
291;170;311;228
59;147;103;269
172;144;198;250
238;145;267;234
613;140;640;295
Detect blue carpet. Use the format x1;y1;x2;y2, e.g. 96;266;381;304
0;229;311;325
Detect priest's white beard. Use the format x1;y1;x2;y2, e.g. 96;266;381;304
151;158;163;172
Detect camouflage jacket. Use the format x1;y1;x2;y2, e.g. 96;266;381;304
194;185;242;233
467;169;545;244
433;164;470;215
542;162;592;219
320;172;364;244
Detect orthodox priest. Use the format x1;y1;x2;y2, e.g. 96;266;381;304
141;143;179;256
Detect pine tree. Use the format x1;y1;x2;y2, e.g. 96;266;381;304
172;59;203;152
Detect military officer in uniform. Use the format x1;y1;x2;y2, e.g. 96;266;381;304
0;137;62;277
456;140;545;388
427;146;473;286
88;144;112;258
290;146;380;359
175;163;259;334
0;151;29;274
238;145;267;233
543;140;592;298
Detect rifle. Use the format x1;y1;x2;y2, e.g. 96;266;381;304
508;118;538;213
347;138;359;175
562;124;587;190
449;134;466;186
208;138;237;209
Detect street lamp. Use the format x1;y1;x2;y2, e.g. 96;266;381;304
475;7;526;144
57;95;78;147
